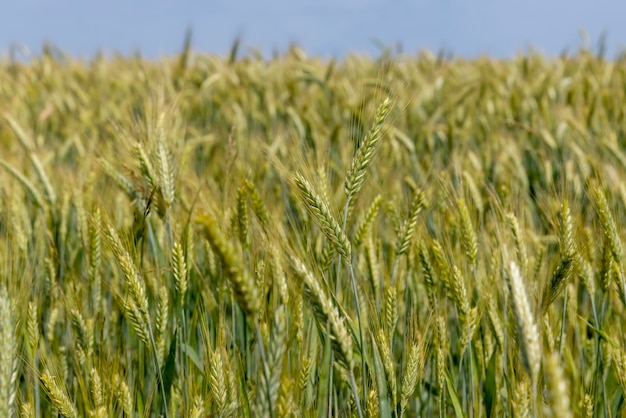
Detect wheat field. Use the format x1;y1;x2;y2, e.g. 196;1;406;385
1;44;626;417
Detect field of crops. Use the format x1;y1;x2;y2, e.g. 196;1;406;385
2;45;626;417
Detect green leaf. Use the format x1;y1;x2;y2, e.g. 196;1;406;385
160;330;178;411
372;337;392;418
445;370;466;418
181;343;204;374
485;349;497;418
316;331;332;418
237;354;251;418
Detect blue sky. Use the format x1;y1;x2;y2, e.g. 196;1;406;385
1;1;624;59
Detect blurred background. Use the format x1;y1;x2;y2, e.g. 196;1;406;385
0;0;624;59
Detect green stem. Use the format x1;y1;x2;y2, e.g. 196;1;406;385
349;262;367;409
558;287;568;356
349;370;364;418
255;322;275;418
339;196;367;410
147;321;169;418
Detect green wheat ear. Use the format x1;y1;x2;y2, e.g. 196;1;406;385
541;200;576;311
196;212;260;317
344;96;392;218
294;172;351;260
457;198;477;269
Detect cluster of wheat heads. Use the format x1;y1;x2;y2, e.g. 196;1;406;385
4;45;626;417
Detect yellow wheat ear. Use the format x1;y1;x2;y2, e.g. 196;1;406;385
506;260;541;387
196;212;260;318
0;286;17;418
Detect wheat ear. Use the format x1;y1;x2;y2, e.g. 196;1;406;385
344;96;392;217
291;256;363;418
155;138;175;208
244;179;270;226
102;222;169;417
256;305;287;417
395;190;426;258
353;194;383;248
544;352;573;418
291;256;353;370
506;212;528;270
400;331;427;418
374;329;397;408
209;346;228;415
507;260;541;387
294;173;351;259
0;286;17;417
40;372;77;418
594;185;626;302
30;153;57;207
236;185;249;248
197;212;260;317
457;198;478;269
133;141;158;188
103;223;150;326
171;241;188;306
0;159;45;208
542;200;576;311
449;265;475;350
113;374;133;416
